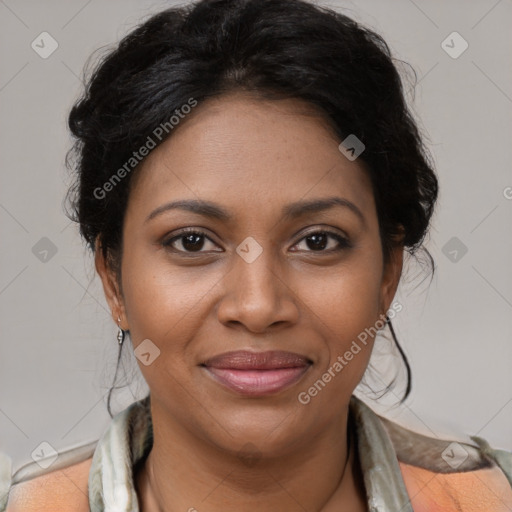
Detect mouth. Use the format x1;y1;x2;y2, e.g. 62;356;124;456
201;350;312;396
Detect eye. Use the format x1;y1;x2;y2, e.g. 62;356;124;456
162;228;351;255
162;229;222;254
291;229;351;253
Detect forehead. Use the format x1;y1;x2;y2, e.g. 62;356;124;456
127;93;375;223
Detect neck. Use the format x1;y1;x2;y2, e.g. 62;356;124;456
134;401;366;512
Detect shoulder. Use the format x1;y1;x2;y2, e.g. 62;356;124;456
5;446;95;512
378;414;512;511
399;461;512;512
6;457;92;512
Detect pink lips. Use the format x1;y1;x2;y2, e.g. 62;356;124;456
202;350;312;396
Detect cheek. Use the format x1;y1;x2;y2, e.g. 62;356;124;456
294;266;384;413
119;245;219;350
294;246;384;374
302;250;383;330
119;248;220;396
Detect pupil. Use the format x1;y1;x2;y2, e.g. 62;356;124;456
183;234;204;251
307;233;327;251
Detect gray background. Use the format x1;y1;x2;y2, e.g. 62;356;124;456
1;0;511;472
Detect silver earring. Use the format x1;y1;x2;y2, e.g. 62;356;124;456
117;316;125;346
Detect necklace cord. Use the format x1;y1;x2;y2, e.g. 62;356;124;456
147;412;355;512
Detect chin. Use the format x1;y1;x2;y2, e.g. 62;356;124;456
207;405;311;455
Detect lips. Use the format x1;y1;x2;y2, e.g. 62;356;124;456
203;350;312;370
201;350;312;396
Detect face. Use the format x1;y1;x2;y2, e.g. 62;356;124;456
97;92;403;457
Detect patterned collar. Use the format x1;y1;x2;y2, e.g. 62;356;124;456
87;395;414;512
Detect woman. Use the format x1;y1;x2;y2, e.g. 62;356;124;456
2;0;511;510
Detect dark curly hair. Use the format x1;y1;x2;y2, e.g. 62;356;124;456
65;0;438;416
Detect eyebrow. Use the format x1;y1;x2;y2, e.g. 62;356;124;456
145;197;365;225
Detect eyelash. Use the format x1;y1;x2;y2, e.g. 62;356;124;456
162;227;352;255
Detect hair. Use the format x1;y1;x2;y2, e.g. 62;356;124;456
65;0;438;417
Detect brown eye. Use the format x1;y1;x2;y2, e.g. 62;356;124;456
162;229;221;253
291;230;351;253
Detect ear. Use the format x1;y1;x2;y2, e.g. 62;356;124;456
379;236;404;316
94;237;127;330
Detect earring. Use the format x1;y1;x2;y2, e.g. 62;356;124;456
117;316;125;346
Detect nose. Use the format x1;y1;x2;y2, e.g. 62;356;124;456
216;246;300;334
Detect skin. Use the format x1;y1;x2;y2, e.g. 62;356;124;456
96;91;403;512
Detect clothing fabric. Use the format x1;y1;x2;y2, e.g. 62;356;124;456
2;395;512;511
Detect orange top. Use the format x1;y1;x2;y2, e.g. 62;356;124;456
400;461;512;511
